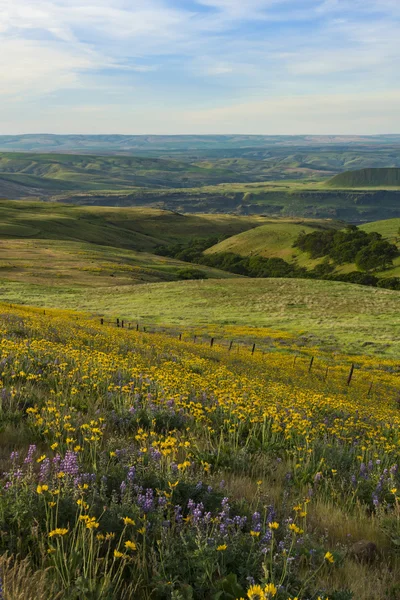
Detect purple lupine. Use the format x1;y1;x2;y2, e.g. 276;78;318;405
60;451;79;476
39;458;51;481
137;488;154;513
174;505;183;524
252;511;261;532
149;448;161;462
127;466;135;482
24;445;37;464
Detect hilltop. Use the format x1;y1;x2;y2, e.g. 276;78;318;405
327;168;400;188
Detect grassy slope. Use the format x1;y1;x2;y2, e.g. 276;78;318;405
0;239;237;289
206;217;400;277
359;218;400;277
0;152;245;194
205;220;337;269
0;202;271;287
327;168;400;188
0;278;398;357
0;201;268;249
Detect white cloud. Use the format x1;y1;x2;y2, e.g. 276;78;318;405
0;39;97;96
0;0;399;132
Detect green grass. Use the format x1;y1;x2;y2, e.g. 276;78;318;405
0;239;237;288
326;168;400;188
0;200;269;250
360;217;400;242
205;220;338;269
0;201;273;287
206;217;400;277
0;278;398;357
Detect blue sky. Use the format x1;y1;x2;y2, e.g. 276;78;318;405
1;0;399;134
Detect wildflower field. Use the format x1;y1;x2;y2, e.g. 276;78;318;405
0;304;399;599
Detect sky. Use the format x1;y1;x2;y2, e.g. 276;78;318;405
1;0;399;134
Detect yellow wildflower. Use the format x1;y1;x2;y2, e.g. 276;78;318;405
324;551;335;564
48;528;68;537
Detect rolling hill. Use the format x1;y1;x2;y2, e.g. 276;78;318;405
205;220;338;268
1;134;399;155
0;201;268;249
0;151;399;221
0;201;270;289
0;152;248;195
206;217;400;278
327;168;400;188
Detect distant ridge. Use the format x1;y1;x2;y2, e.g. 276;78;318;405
327;168;400;188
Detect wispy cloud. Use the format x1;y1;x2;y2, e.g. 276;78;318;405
0;0;399;132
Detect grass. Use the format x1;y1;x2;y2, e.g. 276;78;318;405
0;278;398;357
0;239;237;288
206;217;400;276
0;152;245;193
205;220;338;269
326;168;400;188
0;200;270;250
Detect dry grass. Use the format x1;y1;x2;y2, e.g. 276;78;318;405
0;554;62;600
308;499;388;549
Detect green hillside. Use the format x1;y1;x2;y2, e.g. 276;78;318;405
327;168;400;188
360;217;400;242
0;152;246;195
0;200;268;250
0;151;399;221
205;220;338;268
206;218;400;277
0;239;237;289
0;201;270;288
0;278;398;356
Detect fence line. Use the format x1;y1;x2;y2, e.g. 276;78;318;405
96;317;381;393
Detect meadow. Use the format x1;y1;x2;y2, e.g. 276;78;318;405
0;303;399;599
0;277;398;358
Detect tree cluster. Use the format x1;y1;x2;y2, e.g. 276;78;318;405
294;226;399;272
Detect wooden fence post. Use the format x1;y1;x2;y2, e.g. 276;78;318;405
308;356;314;372
116;318;120;328
179;333;182;341
210;338;214;348
293;355;297;366
121;320;124;328
100;318;104;325
367;381;373;396
347;363;355;386
229;341;233;352
251;343;256;355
